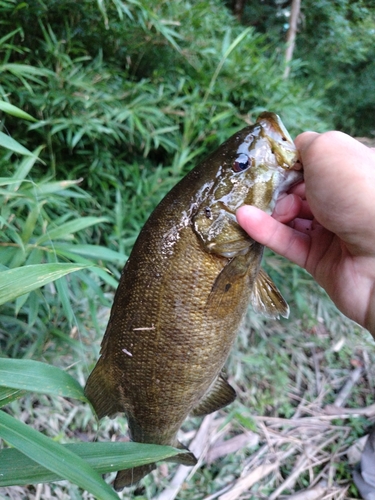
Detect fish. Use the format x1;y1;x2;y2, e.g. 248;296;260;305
84;112;302;490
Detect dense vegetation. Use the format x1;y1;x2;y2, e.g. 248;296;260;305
0;0;374;498
233;0;375;135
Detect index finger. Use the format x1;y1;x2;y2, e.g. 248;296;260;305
236;205;310;268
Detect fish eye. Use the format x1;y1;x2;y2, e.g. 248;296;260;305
233;153;251;173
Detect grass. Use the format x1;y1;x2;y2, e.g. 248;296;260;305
2;267;374;500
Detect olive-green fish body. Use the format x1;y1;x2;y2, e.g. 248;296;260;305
84;112;302;490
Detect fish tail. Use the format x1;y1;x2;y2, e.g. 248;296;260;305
165;440;197;466
84;357;122;419
114;463;157;490
113;445;197;490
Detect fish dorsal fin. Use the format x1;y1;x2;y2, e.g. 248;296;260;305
191;374;236;417
251;268;289;319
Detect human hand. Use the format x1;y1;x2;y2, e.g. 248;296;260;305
236;131;375;336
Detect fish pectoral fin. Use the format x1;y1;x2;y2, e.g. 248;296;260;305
114;463;157;490
84;357;123;419
251;269;289;319
206;252;251;309
191;374;236;417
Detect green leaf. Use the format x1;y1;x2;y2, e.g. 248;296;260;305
0;131;37;156
203;27;253;103
36;217;109;244
0;100;37;122
0;178;31;187
0;359;87;402
52;248;119;288
35;178;83;195
0;263;90;305
0;387;26;408
0;411;119;500
0;63;53;78
55;243;127;264
0;441;183;487
10;146;45;189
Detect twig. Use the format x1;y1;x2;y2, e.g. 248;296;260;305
207;431;259;464
218;461;279;500
323;403;375;417
283;0;301;78
255;413;362;424
284;481;327;500
312;346;322;396
333;367;363;407
269;452;311;500
362;348;374;393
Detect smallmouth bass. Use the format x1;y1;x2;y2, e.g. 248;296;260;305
85;112;302;490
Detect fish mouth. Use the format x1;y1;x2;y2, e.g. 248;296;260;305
256;112;300;171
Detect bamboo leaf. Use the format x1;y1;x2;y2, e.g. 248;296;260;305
1;63;54;78
0;131;37;157
0;263;90;305
55;243;127;264
10;147;45;188
34;179;84;195
36;217;109;244
203;27;253;103
0;441;183;487
0;411;119;500
52;248;119;288
0;387;26;408
0;100;37;122
0;178;31;187
0;359;87;402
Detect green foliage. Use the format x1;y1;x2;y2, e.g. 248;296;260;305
229;0;375;136
0;359;87;402
0;0;328;185
0;150;126;357
0;0;373;497
0;410;119;500
292;0;375;135
0;441;185;487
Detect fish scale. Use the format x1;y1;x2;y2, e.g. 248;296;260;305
84;112;303;490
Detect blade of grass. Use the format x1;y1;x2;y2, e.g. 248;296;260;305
0;387;26;408
0;263;90;305
52;248;119;288
9;146;44;190
0;131;37;157
0;411;119;500
36;217;109;244
0;441;184;486
203;27;253;104
54;243;127;264
0;100;37;122
0;359;86;402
